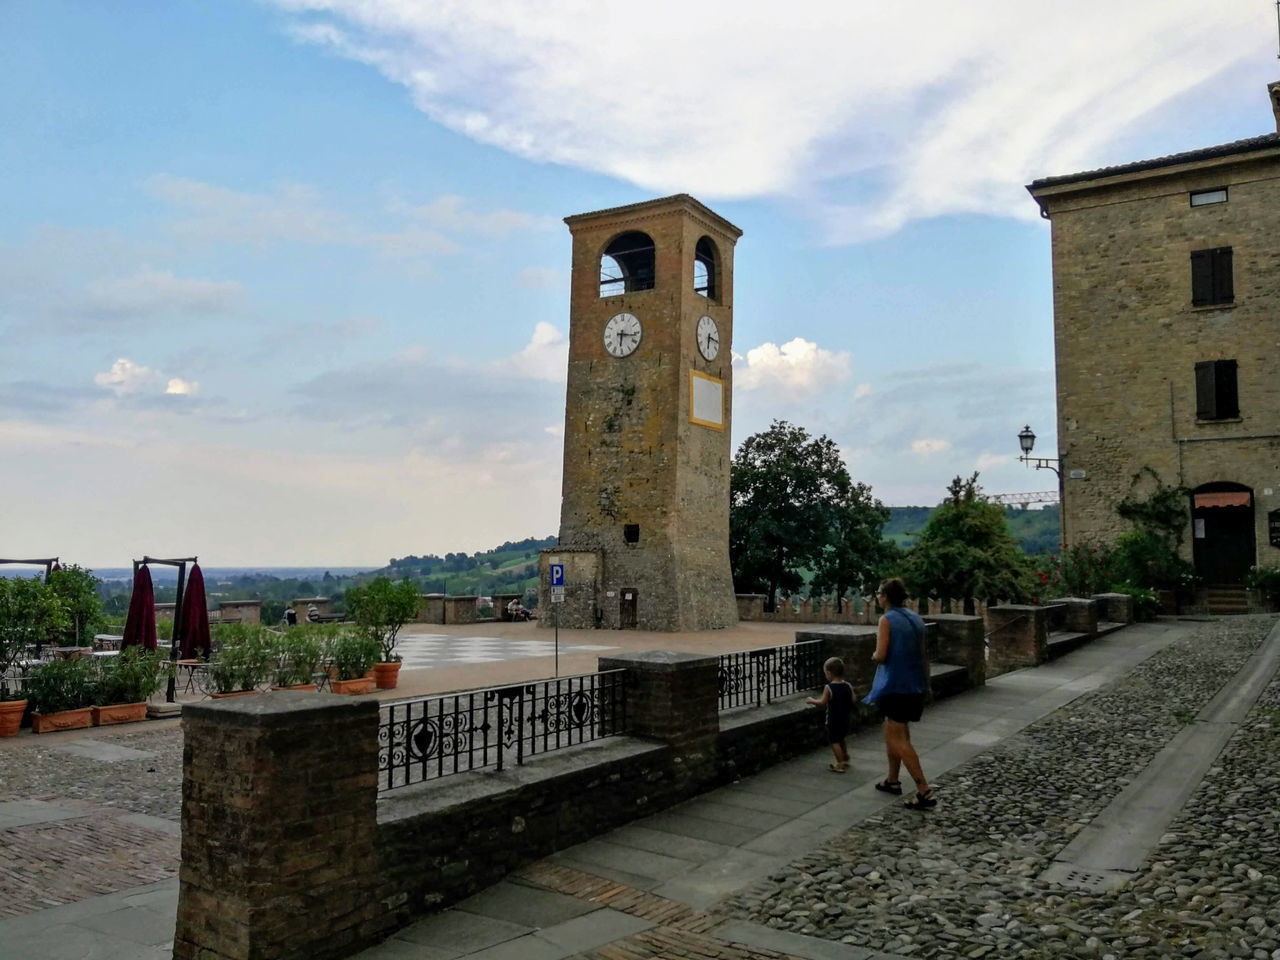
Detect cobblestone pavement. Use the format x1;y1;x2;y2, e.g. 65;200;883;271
0;725;183;919
721;616;1280;960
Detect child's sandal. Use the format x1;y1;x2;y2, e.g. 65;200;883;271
874;779;902;795
828;762;847;773
903;789;937;810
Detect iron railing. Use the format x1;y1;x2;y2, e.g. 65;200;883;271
717;640;826;711
378;669;628;791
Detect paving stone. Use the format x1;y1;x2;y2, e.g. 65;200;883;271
456;880;600;928
53;740;155;763
394;910;533;955
534;908;655;952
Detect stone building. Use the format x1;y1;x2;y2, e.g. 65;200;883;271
1027;83;1280;587
539;195;741;630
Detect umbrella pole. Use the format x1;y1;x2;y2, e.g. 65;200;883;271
168;562;187;703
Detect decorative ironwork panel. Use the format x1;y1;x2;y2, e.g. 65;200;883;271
716;640;825;711
378;669;628;791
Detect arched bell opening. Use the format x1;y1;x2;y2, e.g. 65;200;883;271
599;231;656;297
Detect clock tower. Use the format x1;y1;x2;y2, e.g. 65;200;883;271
540;195;741;631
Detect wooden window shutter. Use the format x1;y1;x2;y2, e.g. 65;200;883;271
1215;359;1239;418
1212;247;1233;304
1190;249;1213;306
1195;360;1217;419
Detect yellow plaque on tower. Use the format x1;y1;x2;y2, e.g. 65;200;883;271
689;370;724;430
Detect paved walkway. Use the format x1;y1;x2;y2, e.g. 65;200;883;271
1;617;1266;960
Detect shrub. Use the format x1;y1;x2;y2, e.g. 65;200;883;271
27;656;97;714
1245;565;1280;605
0;576;70;700
204;626;273;694
271;628;328;686
48;565;106;645
97;647;166;705
331;630;382;681
1112;529;1194;591
1113;581;1160;621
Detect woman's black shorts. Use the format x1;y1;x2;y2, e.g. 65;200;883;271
878;693;925;724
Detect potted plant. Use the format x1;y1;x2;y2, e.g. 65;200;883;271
203;626;272;697
329;630;381;695
270;629;325;690
92;647;166;725
347;577;419;689
27;655;97;732
0;576;70;736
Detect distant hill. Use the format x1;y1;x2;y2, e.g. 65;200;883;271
885;504;1060;555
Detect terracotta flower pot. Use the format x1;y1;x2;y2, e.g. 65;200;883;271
0;699;27;737
371;662;402;690
31;707;93;734
330;677;375;695
269;683;317;691
210;690;262;699
91;702;148;726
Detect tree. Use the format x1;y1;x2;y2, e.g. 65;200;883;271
0;576;70;696
48;564;104;644
905;473;1031;612
346;577;420;662
730;421;853;609
810;481;892;609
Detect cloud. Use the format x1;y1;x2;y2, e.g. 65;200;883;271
735;337;850;398
976;452;1013;470
406;195;556;236
501;322;568;383
270;1;1266;241
95;358;161;396
83;266;242;318
166;378;199;396
517;267;563;289
853;383;873;400
146;175;352;246
911;438;952;457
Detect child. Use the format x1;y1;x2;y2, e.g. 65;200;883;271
806;657;854;772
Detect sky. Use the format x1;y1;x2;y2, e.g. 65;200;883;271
2;1;1277;566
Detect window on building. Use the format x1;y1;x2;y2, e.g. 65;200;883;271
1190;188;1228;207
1190;247;1233;307
1195;359;1239;420
623;523;640;544
693;236;719;300
599;232;656;297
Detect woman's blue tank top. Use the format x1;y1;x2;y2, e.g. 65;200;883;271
863;606;928;703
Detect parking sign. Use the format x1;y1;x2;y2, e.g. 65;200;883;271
550;563;565;587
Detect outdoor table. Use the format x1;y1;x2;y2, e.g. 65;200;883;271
91;650;120;659
50;646;91;659
94;634;123;651
176;660;207;695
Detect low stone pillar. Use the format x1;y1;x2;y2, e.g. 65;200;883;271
736;594;766;620
923;614;986;688
491;593;521;621
418;593;445;624
442;595;477;624
986;605;1048;675
597;651;719;781
290;596;332;622
156;602;177;620
796;626;879;703
1092;592;1134;623
1048;597;1098;636
217;600;261;624
175;693;381;960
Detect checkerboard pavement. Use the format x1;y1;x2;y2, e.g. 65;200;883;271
396;634;617;670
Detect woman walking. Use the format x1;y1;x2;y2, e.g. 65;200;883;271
864;577;935;810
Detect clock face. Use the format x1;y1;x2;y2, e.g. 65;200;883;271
603;312;642;358
696;315;720;361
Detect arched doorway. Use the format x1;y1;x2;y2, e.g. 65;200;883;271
1191;482;1255;585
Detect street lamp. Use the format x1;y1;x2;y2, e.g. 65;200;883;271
1016;424;1066;546
1016;424;1060;478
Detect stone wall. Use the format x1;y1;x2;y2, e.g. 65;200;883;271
176;626;994;960
986;605;1048;676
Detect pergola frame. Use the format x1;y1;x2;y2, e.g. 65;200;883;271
133;555;197;703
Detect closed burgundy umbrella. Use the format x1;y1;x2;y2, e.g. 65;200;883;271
179;564;211;660
122;565;157;650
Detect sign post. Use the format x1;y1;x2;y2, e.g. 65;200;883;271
549;563;565;676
